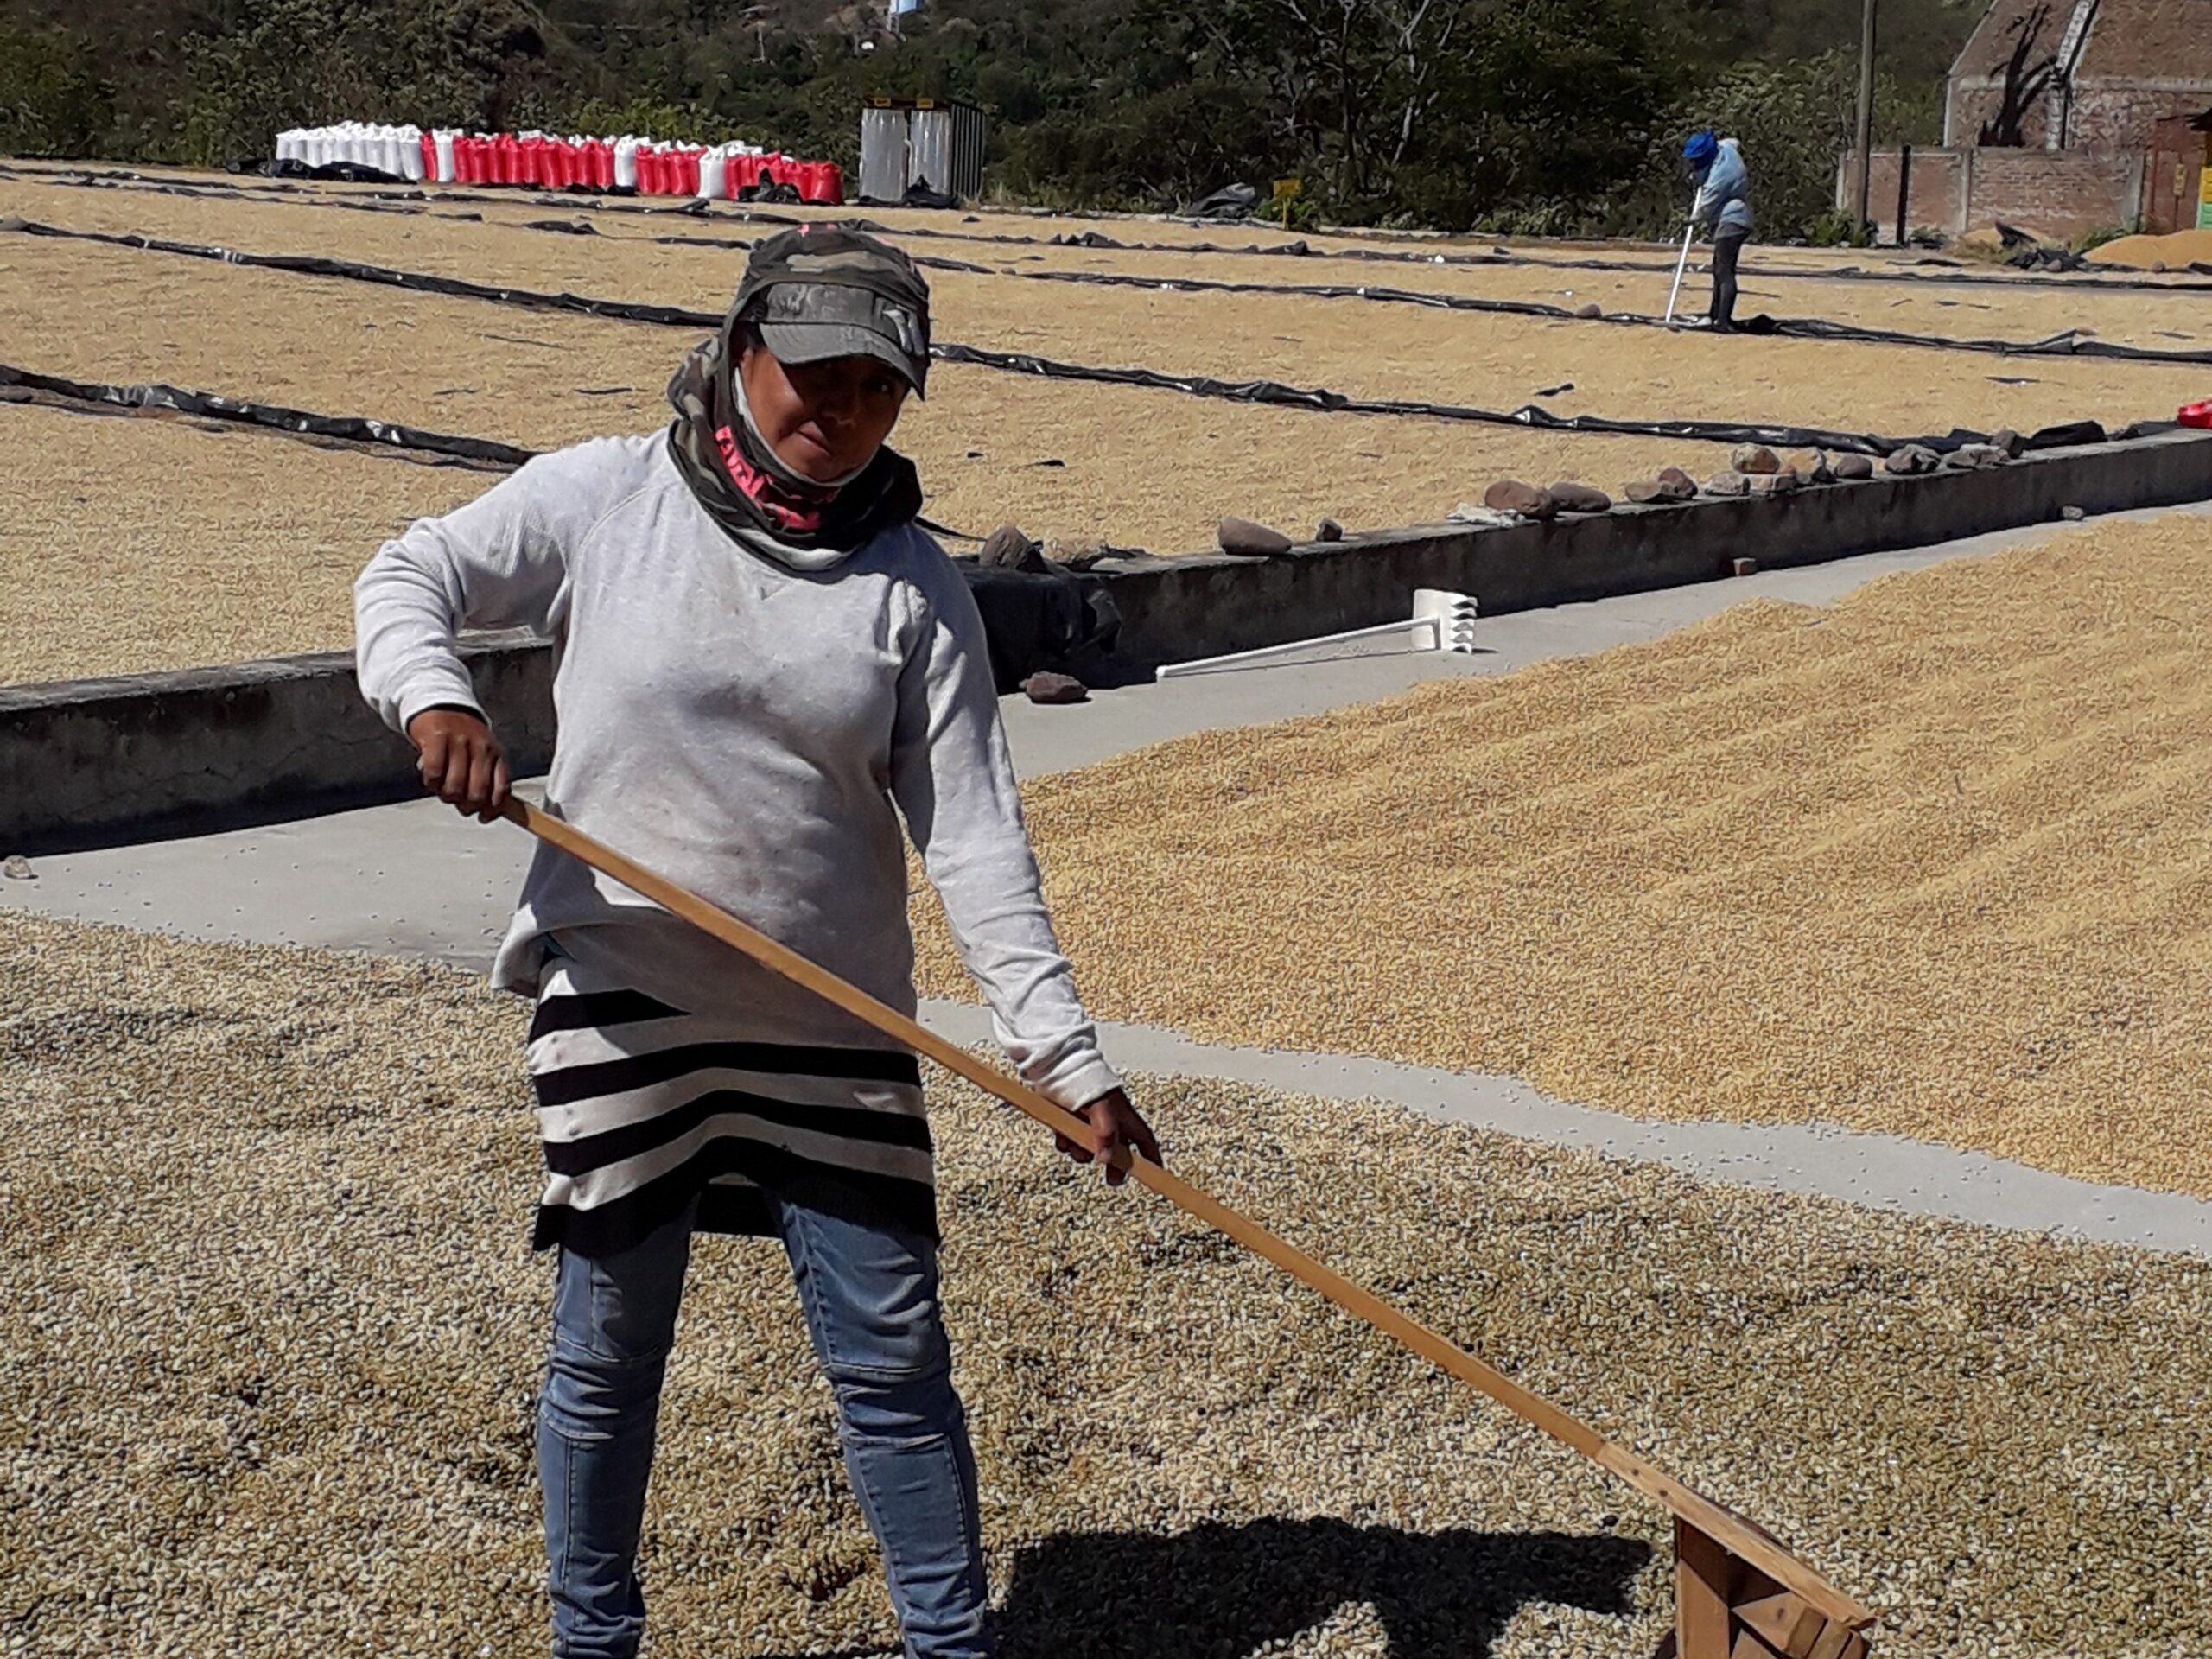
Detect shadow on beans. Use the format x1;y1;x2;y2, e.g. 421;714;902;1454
995;1516;1653;1657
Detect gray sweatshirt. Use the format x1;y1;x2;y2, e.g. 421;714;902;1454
353;432;1120;1110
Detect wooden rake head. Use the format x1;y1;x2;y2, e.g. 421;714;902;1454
1660;1515;1873;1659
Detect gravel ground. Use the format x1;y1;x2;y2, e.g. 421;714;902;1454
9;173;2202;354
0;401;489;685
3;910;2209;1658
2;195;2201;442
917;513;2212;1199
0;237;1730;558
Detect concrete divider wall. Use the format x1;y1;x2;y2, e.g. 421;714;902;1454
1;632;555;855
3;430;2209;855
1090;430;2212;664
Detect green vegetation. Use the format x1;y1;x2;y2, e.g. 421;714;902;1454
0;0;1980;238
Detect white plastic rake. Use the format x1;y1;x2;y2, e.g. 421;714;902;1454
1663;219;1696;324
1153;588;1478;681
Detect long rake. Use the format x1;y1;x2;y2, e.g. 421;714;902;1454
1664;219;1696;326
499;797;1878;1659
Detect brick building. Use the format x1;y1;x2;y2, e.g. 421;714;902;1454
1945;0;2212;150
1843;0;2212;240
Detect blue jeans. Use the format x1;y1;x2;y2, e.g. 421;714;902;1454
537;1192;993;1657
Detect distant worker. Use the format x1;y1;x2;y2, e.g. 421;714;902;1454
1681;130;1752;333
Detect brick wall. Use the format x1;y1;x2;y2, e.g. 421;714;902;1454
1859;149;1968;238
1952;78;2212;149
2067;82;2212;149
1974;145;2145;235
1948;79;2053;146
1841;146;2145;240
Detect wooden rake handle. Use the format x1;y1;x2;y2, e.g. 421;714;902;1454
499;796;1872;1632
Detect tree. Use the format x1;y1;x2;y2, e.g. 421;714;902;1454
0;22;112;156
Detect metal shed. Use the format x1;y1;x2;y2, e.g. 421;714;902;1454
858;97;987;203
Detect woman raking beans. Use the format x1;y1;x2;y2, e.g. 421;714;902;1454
353;222;1160;1659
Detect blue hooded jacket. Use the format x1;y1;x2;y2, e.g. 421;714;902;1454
1690;137;1752;236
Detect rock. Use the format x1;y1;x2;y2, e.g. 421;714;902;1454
1657;466;1699;492
2061;505;2088;521
1944;442;2008;470
1625;475;1696;505
1573;302;1603;319
1748;472;1800;495
1313;518;1344;543
1217;516;1294;556
977;522;1046;571
1547;481;1612;513
1732;444;1782;475
2;855;29;880
1702;471;1751;497
1482;479;1557;518
1020;671;1089;705
1987;427;2025;458
1830;454;1876;480
1782;449;1832;484
1884;443;1940;475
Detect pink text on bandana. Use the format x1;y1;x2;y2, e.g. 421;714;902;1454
715;424;836;535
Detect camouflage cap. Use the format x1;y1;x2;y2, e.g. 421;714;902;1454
730;222;932;397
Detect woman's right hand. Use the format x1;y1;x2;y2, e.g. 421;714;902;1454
405;709;511;822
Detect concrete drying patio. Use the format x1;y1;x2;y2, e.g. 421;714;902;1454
10;503;2209;1257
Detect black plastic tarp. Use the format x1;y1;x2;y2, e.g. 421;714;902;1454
0;361;537;466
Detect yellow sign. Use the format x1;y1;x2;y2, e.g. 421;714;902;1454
2201;164;2212;205
1273;177;1302;200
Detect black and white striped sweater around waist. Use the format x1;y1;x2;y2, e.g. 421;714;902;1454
527;951;938;1253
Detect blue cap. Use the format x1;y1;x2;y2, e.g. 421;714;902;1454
1681;130;1718;166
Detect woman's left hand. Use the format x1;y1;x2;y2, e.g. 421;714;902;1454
1056;1088;1162;1186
